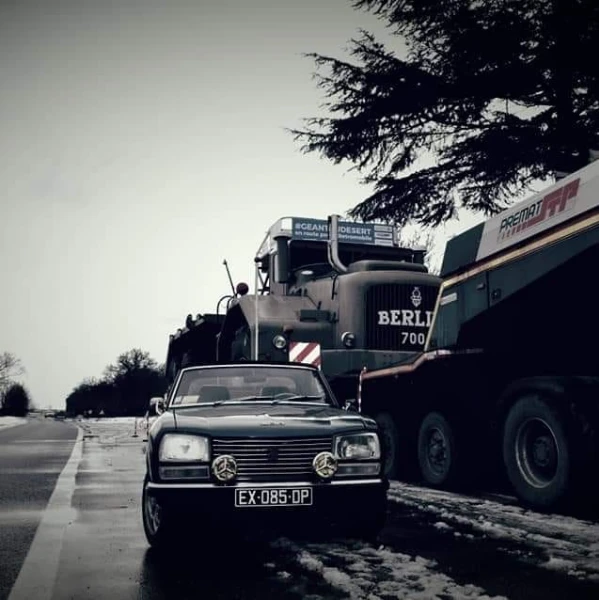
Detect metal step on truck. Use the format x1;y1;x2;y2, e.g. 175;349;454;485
357;159;599;512
164;215;441;405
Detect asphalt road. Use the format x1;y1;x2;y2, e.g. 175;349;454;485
0;419;78;600
1;418;598;600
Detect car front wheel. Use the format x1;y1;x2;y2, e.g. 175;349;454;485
142;474;174;549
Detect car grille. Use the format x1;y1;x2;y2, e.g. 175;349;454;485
211;437;333;482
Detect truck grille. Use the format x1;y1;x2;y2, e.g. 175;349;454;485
365;283;438;351
211;437;332;482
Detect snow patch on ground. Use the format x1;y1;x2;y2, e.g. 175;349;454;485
80;416;142;424
388;481;599;583
76;416;155;443
272;537;508;600
0;416;27;430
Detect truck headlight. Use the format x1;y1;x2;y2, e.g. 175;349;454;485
159;434;209;462
334;433;380;460
341;331;356;348
272;334;287;349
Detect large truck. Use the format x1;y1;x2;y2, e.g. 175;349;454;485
165;215;441;402
358;160;599;511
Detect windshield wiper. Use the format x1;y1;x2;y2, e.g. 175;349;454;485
234;395;326;403
275;395;326;402
173;400;231;407
231;395;279;402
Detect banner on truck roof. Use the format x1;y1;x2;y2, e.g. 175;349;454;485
291;217;394;247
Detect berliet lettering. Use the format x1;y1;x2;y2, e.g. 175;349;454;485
377;309;433;327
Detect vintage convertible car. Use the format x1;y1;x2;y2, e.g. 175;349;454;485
142;362;388;547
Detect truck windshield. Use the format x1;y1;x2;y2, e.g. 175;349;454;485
287;241;420;275
170;366;333;407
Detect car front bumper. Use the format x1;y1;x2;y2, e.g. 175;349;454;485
147;477;388;534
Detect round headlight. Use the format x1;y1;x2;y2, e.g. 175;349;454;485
341;332;356;348
312;451;338;480
212;455;237;482
272;334;287;349
334;433;381;460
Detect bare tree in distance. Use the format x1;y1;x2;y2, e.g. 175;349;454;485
102;348;158;383
291;0;599;227
0;352;25;397
398;227;440;275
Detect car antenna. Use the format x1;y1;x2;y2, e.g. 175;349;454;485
223;259;236;295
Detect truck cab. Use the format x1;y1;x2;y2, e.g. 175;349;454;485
166;215;441;402
215;216;441;398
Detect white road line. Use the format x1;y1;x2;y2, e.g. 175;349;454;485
8;427;83;600
10;440;76;444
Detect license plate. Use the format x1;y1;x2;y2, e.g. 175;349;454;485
234;487;313;507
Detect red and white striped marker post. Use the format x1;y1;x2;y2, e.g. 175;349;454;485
288;341;322;369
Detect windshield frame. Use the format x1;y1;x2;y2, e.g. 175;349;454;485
166;363;339;409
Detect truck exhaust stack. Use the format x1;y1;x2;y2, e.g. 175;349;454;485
327;214;349;273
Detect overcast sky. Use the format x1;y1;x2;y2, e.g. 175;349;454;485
0;0;486;409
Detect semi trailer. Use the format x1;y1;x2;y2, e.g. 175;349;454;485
165;215;441;403
357;160;599;511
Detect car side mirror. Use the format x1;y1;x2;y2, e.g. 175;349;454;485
149;397;165;416
343;399;359;413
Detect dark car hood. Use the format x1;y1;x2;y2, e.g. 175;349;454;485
170;402;374;437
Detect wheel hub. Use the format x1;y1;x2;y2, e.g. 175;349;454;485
532;435;554;467
515;417;559;488
145;493;161;535
427;429;447;472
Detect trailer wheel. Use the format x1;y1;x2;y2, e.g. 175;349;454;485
417;412;459;487
503;396;573;510
375;412;400;479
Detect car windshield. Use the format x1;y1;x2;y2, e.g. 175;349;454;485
170;365;333;407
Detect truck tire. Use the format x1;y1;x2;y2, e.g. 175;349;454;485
502;395;574;510
417;412;459;488
375;412;400;479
